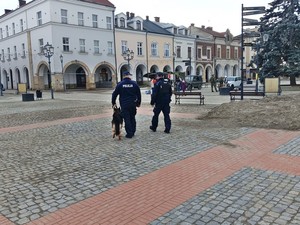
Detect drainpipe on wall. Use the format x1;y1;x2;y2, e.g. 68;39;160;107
146;31;149;74
112;10;118;86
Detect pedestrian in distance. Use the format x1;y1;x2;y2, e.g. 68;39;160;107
181;79;187;93
210;74;218;92
111;71;141;138
150;72;172;133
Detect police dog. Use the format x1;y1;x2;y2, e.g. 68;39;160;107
112;106;123;140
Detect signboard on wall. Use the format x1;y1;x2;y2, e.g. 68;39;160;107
18;83;27;93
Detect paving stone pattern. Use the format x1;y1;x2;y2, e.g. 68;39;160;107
151;167;300;225
0;115;254;225
273;136;300;156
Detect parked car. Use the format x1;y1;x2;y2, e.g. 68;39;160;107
185;75;203;90
226;76;242;88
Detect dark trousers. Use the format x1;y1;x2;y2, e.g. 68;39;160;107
211;83;218;92
151;104;171;131
121;105;137;136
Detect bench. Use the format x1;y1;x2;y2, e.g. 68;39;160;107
174;91;205;105
229;91;265;101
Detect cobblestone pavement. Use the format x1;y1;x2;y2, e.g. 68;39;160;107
0;90;299;225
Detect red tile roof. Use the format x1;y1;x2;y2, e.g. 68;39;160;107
80;0;115;8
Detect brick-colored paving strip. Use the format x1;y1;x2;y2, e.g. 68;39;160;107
21;128;298;225
0;109;299;225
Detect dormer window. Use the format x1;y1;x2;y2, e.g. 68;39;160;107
136;20;141;30
120;18;125;28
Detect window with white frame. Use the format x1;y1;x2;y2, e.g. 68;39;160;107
1;49;4;61
120;18;125;28
107;41;113;54
92;14;98;28
137;42;143;56
6;25;9;37
217;47;221;58
79;39;85;52
61;9;68;24
38;39;44;53
226;47;230;59
234;48;238;59
22;43;26;57
188;47;192;59
78;12;84;26
12;23;15;35
207;49;211;59
136;21;141;30
7;48;11;60
164;43;170;57
197;48;202;59
121;40;127;54
37;11;42;26
13;46;17;59
94;40;100;54
20;19;24;32
63;37;69;52
176;46;181;58
106;17;112;29
151;42;158;56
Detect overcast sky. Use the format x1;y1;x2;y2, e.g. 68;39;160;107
1;0;271;35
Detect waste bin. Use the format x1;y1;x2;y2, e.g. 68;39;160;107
36;90;42;99
22;93;34;101
219;87;231;95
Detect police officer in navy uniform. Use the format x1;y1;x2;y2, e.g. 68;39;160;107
112;71;141;138
150;72;172;133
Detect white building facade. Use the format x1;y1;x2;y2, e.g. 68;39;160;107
0;0;116;91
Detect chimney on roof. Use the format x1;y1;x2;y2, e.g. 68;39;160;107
5;9;12;14
154;17;160;22
130;12;135;18
126;12;130;19
207;26;213;31
201;25;205;29
146;15;149;20
191;23;195;27
19;0;26;7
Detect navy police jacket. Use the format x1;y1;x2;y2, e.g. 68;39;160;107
151;78;172;105
112;77;141;109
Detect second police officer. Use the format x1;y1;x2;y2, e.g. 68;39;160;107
150;72;172;133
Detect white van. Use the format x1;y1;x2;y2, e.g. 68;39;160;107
226;76;242;88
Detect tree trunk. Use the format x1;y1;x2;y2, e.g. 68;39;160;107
290;74;297;86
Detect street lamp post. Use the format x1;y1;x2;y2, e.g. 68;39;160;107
43;42;54;99
0;66;3;97
122;49;134;69
0;53;3;96
60;54;65;92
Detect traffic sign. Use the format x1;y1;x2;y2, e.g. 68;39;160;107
244;32;261;38
243;6;265;11
244;42;254;47
243;18;258;23
243;10;265;16
243;22;262;26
